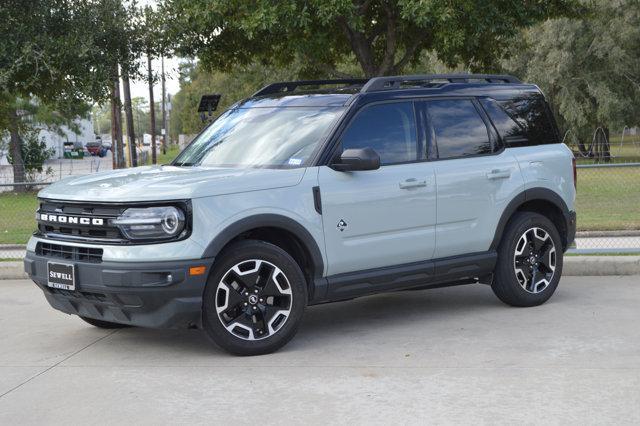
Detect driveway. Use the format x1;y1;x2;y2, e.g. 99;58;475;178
1;276;639;424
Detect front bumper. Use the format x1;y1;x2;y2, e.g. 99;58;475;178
24;252;214;329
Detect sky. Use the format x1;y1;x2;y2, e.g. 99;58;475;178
128;55;183;102
127;0;182;102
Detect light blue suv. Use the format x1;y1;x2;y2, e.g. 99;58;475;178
25;74;577;355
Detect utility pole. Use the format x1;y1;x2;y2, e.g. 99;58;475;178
148;53;157;164
110;68;125;169
161;55;167;155
122;72;138;167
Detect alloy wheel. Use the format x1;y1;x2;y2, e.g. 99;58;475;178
215;259;293;340
513;227;556;294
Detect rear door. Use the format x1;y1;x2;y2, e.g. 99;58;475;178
318;101;437;276
423;98;525;258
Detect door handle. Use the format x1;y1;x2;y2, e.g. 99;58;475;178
486;169;511;180
399;178;427;189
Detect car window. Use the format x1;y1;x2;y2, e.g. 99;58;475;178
426;99;491;159
479;98;527;146
341;102;417;165
483;96;559;146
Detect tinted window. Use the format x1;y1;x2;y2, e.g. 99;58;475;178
479;98;526;146
341;102;417;165
427;100;491;158
481;96;559;146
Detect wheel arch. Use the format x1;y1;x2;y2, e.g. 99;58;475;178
201;214;326;302
491;188;572;251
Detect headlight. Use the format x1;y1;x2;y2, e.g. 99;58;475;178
112;206;186;241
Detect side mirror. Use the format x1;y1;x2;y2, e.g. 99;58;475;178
331;147;381;172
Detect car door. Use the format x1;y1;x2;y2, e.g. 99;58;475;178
423;98;525;258
318;101;437;276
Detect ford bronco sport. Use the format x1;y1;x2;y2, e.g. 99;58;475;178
25;74;576;355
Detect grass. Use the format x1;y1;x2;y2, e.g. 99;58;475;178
0;163;638;245
139;144;181;166
0;191;39;244
575;167;640;231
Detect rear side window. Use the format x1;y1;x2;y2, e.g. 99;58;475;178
480;96;559;146
341;102;418;165
426;99;492;159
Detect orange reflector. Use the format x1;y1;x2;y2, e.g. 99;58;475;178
189;266;207;276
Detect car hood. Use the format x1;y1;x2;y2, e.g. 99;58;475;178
38;165;307;202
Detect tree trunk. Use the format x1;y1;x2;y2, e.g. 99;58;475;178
8;109;25;192
122;73;138;167
161;55;167;155
147;53;157;165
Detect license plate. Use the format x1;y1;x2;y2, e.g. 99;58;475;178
47;262;76;291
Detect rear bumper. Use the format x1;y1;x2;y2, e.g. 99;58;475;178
24;252;214;329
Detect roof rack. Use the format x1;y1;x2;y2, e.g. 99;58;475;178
252;78;369;97
360;74;521;93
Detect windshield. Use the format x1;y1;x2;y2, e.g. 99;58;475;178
173;106;344;168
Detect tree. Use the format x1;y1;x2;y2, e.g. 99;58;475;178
504;0;640;161
160;0;582;78
0;0;115;190
169;61;302;138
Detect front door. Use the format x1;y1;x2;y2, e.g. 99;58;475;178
318;101;437;276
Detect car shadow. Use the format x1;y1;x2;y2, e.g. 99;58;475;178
105;282;568;356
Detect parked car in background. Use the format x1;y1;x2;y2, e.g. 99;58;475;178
85;141;103;156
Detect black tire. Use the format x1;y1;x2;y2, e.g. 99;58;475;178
202;240;307;356
491;212;563;307
80;316;129;329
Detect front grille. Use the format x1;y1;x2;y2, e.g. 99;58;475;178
37;242;103;263
36;200;125;243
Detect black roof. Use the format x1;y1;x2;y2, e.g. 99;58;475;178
238;74;541;108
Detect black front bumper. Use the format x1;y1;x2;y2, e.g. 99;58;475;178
24;252;214;329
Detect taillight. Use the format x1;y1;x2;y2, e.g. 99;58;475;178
572;157;577;191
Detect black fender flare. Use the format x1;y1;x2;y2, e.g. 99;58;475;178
490;187;572;251
201;214;325;281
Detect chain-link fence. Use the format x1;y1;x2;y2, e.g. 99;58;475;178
1;147;639;259
572;163;640;253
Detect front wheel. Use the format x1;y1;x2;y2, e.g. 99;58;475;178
491;212;563;307
202;240;307;356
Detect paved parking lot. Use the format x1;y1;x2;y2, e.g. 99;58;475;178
1;276;639;424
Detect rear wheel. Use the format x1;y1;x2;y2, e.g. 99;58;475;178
491;212;563;307
202;240;307;356
80;316;129;329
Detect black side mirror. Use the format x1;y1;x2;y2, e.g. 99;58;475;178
332;147;381;172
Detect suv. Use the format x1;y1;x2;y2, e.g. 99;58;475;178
25;74;576;355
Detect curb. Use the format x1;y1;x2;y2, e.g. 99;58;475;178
0;262;27;280
564;256;640;276
1;257;640;281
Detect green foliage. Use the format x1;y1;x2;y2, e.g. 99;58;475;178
504;0;640;138
160;0;582;77
7;129;54;182
170;61;302;137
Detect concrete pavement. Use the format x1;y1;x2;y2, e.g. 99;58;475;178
1;276;639;424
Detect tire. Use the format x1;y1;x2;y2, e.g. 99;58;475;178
202;240;307;356
80;316;129;329
491;212;563;307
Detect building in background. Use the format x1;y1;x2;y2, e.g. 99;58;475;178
0;117;96;165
